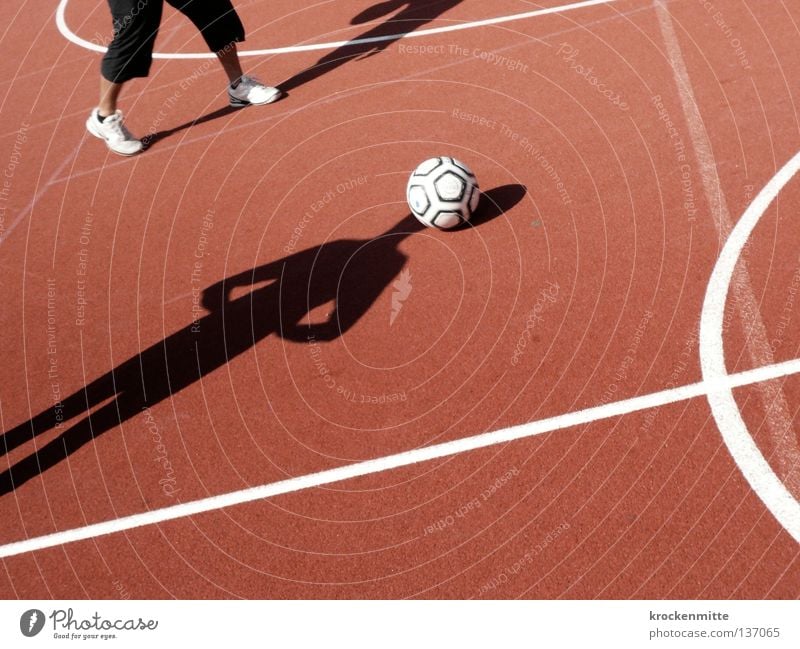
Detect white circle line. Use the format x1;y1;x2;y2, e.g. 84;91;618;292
699;150;800;544
55;0;621;59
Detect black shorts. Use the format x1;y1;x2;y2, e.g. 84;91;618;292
101;0;245;83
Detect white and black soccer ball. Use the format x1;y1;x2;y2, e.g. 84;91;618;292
406;157;480;230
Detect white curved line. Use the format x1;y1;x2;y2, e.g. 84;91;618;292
699;151;800;544
56;0;621;59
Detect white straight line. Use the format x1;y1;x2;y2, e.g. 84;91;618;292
2;359;799;559
56;0;622;59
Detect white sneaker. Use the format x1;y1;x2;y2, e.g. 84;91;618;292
85;108;143;156
228;75;281;107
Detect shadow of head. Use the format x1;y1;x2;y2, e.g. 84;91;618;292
351;0;409;24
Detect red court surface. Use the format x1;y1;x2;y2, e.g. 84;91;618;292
0;0;799;598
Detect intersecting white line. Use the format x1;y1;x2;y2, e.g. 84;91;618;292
7;0;791;560
55;0;622;58
699;149;800;544
1;356;799;559
655;0;800;542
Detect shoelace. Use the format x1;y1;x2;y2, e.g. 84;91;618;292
106;114;135;140
236;76;262;91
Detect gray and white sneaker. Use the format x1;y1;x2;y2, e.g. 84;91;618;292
228;75;281;107
85;108;143;156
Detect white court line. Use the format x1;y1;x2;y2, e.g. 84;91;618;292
700;150;800;544
656;0;800;537
14;0;791;558
55;0;621;59
656;0;800;493
1;357;799;559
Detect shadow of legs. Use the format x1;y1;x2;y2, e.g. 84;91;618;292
142;105;240;148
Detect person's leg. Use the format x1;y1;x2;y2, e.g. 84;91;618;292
168;0;281;104
166;0;243;52
216;42;244;86
100;0;164;88
98;76;124;118
87;0;164;154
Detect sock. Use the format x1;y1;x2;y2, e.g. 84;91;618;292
97;112;109;123
230;77;242;89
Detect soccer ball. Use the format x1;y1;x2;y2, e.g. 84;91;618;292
406;157;480;229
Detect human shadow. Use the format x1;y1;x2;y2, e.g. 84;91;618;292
0;184;525;494
141;105;240;149
142;2;463;148
280;0;463;93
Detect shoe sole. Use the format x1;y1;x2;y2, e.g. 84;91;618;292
85;116;143;156
229;87;282;108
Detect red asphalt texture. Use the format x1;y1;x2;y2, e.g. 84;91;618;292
0;0;799;598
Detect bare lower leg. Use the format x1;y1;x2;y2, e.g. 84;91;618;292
99;76;123;117
216;43;244;85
